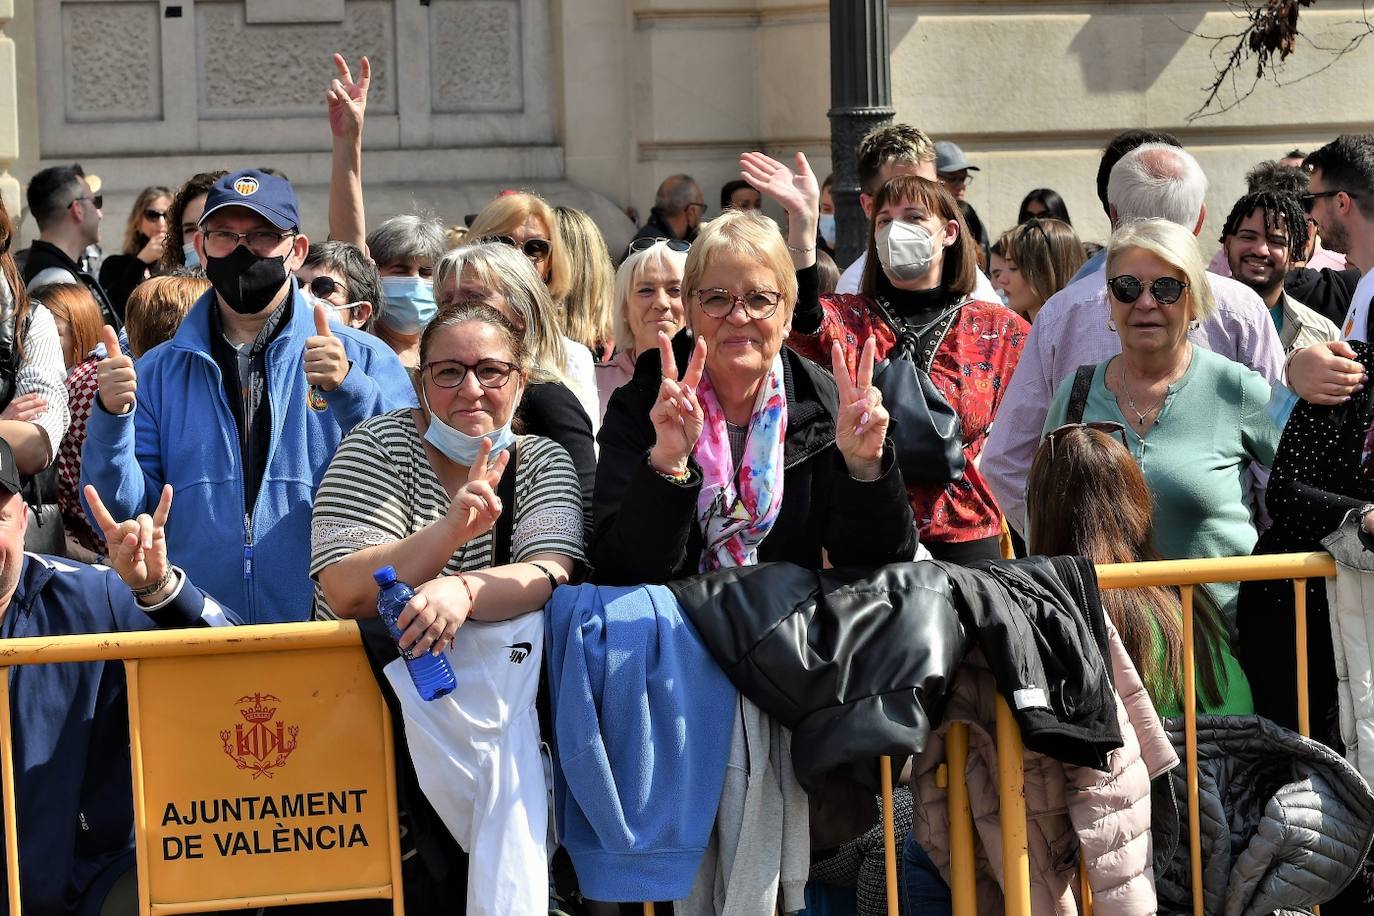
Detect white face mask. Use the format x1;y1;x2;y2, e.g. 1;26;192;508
875;221;938;282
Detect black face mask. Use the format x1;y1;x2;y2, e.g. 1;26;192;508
205;245;289;316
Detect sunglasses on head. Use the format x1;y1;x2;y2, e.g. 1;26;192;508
627;236;691;255
1045;421;1130;460
483;235;552;259
1107;274;1188;305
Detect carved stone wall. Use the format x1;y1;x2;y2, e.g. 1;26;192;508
62;1;162;122
429;0;523;113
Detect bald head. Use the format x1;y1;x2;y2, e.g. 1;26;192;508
1107;143;1208;232
655;174;703;217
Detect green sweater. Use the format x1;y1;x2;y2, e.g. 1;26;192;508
1043;346;1280;621
1144;609;1255;718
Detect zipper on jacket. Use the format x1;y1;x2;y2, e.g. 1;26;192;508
243;512;254;581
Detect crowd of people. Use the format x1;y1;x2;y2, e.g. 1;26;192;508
8;49;1374;916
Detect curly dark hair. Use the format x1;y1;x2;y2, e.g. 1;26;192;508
1219;189;1309;255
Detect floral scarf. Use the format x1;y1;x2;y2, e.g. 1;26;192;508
693;354;788;570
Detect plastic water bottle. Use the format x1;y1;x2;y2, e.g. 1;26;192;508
373;566;456;701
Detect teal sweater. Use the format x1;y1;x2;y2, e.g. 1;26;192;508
1043;345;1280;621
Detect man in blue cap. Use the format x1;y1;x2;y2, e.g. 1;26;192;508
81;168;416;623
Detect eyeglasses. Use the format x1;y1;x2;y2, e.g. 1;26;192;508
70;194;103;210
424;358;521;390
627;237;691;255
483;235;552;260
1045;421;1129;460
685;202;709;214
202;228;297;258
1301;189;1362;213
143;208;168;223
298;275;348;301
696;288;782;320
1107;274;1188;305
939;173;974;190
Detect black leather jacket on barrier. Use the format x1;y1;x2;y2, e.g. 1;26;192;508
1151;715;1374;915
667;554;1118;791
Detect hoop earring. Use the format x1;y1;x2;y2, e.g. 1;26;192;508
1107;318;1117;331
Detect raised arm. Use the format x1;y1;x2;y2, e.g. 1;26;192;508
740;151;819;271
327;53;369;251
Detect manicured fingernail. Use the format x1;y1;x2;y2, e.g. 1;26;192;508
683;399;694;413
860;411;870;426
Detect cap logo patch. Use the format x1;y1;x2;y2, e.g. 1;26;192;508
234;176;260;196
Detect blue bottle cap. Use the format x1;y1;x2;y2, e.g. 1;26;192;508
372;566;397;587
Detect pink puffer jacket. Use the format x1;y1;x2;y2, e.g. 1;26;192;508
910;620;1177;915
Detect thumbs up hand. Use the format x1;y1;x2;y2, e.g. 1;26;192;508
305;303;349;392
97;325;137;415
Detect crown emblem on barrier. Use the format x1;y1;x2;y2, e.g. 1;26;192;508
221;692;298;778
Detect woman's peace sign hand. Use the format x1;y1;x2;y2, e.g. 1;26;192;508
648;331;708;477
832;338;888;480
443;437;511;547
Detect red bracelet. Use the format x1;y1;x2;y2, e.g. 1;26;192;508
455;572;476;608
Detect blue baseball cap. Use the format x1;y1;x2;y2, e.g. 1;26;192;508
201;168;299;231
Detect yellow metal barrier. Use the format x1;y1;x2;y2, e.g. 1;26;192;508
0;621;405;915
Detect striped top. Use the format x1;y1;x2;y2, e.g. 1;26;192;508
309;409;585;616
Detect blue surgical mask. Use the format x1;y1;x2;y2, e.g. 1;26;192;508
379;276;437;335
818;213;837;247
183;242;200;268
421;386;516;466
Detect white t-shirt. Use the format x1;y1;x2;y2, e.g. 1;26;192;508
836;251;1001;303
1340;270;1374;342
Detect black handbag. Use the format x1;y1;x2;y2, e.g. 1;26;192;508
867;296;966;486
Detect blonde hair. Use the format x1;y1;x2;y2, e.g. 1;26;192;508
682;210;796;316
995;218;1087;314
553;206;615;351
122;186;173;256
612;242;688;356
465;192;572;303
444;225;469;249
1106;218;1216;322
434;241;567;384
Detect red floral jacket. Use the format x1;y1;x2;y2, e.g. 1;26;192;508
789;293;1029;544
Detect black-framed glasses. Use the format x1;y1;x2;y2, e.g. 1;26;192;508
627;236;691;255
1107;274;1188;305
482;235;552;260
298;275;348;301
202;228;297;258
1301;189;1360;213
71;194;103;210
143;208;168;222
685;201;709;214
696;288;782;320
1045;421;1129;459
424;358;520;390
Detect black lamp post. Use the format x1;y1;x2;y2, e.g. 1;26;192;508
828;0;895;268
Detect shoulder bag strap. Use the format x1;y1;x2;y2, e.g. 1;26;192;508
1066;364;1097;425
492;442;519;568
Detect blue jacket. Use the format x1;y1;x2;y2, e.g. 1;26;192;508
81;288;416;623
0;554;237;915
546;583;736;902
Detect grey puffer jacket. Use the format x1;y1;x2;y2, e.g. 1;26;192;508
1152;715;1374;915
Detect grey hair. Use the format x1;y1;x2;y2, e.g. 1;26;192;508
1107;143;1208;229
365;213;447;271
612;242;688;355
303;241;383;331
434;241;567;384
654;175;701;216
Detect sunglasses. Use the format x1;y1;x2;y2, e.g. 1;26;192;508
298;275;348;300
627;236;691;255
1107;275;1188;305
71;194;103;210
143;208;168;222
483;235;552;260
1045;421;1130;460
1301;189;1361;213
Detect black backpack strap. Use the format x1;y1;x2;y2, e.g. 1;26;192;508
491;442;519;568
1066;364;1097;425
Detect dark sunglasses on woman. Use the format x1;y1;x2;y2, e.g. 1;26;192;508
482;235;552;260
1107;275;1188;306
298;275;348;300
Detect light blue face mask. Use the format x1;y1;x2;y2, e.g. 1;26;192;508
421;386;516;467
183;242;200;268
379;276;437;335
818;213;837;247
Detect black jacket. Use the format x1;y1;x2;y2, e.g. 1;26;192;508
1286;266;1361;329
521;380;596;533
666;554;1118;790
1238;341;1374;742
22;240;119;329
591;334;918;584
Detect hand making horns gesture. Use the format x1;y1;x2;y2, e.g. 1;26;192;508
831;337;888;481
647;331;708;477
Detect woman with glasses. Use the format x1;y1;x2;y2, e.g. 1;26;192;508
991;218;1086;323
98;185;173;319
746;152;1028;564
311;299;583;629
467;192;571;304
590;209;916;584
595;237;689;421
1041;218;1280;621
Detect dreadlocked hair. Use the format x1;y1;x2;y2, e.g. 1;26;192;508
1219;189;1309;254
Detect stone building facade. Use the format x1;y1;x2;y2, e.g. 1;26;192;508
2;1;1373;257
